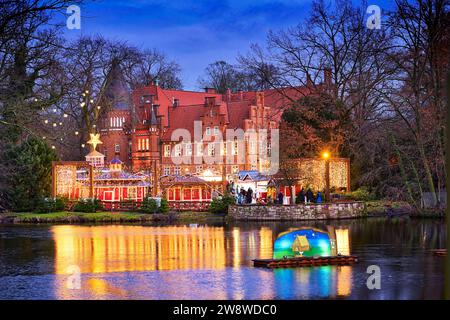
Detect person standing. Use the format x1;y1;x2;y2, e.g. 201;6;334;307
246;187;253;204
277;191;284;205
306;188;314;203
316;191;323;203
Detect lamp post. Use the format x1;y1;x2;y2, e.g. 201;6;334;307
322;151;331;202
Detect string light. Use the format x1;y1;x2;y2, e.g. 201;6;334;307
90;99;94;103
75;131;79;135
53;123;57;127
81;144;85;148
63;114;68;118
80;102;85;107
59;122;63;126
97;106;101;110
85;90;89;94
44;120;48;124
51;146;56;149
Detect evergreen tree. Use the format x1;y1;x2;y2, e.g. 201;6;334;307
2;136;58;211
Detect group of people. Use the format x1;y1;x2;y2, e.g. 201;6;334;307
236;187;254;205
296;188;323;204
226;181;325;205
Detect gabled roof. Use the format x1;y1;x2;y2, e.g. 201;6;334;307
238;170;269;181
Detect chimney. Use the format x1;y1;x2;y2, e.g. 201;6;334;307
226;88;231;102
204;87;216;94
324;68;332;87
205;96;216;107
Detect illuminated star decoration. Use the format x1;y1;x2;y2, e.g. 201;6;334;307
87;133;103;151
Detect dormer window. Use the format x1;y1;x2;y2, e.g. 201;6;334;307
173;98;179;107
141;94;153;104
213;126;219;135
205;127;211;135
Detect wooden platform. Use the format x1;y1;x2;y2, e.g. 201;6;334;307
253;255;358;268
430;249;446;257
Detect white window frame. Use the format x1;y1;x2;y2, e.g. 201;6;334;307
164;145;171;157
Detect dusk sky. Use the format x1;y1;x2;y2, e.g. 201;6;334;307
62;0;392;90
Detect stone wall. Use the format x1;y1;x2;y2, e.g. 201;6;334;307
228;202;366;221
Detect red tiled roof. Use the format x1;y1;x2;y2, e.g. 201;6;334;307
133;84;321;141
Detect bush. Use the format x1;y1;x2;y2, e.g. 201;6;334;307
140;197;159;214
159;197;170;213
209;194;235;214
73;198;103;213
344;187;374;201
34;197;66;213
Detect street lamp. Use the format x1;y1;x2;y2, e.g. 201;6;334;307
322;151;331;202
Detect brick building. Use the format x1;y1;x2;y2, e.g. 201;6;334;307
97;63;330;198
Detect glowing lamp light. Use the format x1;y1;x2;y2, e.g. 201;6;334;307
81;144;85;148
51;146;55;149
63;114;68;118
322;151;330;159
80;102;86;107
59;122;63;126
53;123;57;127
75;131;79;135
97;105;101;110
44;120;48;124
90;99;94;103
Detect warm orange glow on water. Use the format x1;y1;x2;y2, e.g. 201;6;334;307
335;229;350;256
53;225;230;274
337;266;352;296
50;225;354;299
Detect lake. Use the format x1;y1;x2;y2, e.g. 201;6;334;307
0;217;446;299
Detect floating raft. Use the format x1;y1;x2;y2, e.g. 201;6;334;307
253;255;358;268
430;249;446;257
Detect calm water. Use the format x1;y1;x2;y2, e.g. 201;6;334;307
0;218;446;300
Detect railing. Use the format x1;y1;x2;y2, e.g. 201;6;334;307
168;201;211;212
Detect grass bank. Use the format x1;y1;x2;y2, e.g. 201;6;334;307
0;211;225;224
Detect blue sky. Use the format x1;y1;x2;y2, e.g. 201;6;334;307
62;0;393;90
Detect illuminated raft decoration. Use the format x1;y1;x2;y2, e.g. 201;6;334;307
273;228;332;259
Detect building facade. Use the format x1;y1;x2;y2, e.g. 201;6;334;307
96;63;331;199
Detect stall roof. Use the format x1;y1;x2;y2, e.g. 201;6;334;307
238;170;269;182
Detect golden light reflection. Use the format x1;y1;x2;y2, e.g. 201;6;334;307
51;225;353;299
335;229;350;256
336;266;352;297
52;225;227;274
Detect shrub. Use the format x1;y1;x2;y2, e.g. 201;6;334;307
209;194;235;214
159;197;170;213
344;187;374;201
34;197;66;213
140;197;159;214
73;198;103;213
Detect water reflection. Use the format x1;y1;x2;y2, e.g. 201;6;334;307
51;224;354;299
0;218;445;299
